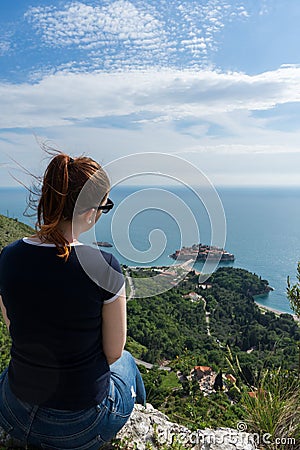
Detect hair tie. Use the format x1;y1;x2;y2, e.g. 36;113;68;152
68;157;74;164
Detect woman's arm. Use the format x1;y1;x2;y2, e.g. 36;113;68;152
0;295;10;331
102;286;126;365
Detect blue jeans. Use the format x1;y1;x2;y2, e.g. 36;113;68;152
0;351;146;449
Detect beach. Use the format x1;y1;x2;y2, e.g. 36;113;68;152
255;302;299;321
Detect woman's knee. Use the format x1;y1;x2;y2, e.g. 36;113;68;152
110;350;135;369
121;350;135;363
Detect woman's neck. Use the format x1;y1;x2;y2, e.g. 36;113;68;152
30;221;80;245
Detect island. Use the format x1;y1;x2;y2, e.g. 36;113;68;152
169;243;235;262
93;241;113;247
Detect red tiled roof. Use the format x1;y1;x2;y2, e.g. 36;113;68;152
194;365;212;372
225;374;236;383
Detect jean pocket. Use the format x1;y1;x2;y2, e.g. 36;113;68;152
103;379;134;418
41;433;106;450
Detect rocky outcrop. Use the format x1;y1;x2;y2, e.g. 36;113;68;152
104;403;259;450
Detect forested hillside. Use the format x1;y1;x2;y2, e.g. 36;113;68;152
127;266;300;372
0;214;34;250
126;266;300;430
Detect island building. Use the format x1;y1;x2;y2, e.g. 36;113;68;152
170;243;234;262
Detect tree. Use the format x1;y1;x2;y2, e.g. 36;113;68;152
287;262;300;316
287;261;300;377
213;370;223;391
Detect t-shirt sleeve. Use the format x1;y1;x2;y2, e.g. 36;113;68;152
101;254;125;304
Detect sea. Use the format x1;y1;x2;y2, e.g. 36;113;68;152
1;185;299;315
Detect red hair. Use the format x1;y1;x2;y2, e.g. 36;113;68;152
36;151;110;260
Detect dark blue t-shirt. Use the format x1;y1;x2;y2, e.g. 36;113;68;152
0;238;125;410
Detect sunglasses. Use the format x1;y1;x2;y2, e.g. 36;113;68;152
96;197;114;214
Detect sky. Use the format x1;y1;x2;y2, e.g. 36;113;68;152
0;0;300;187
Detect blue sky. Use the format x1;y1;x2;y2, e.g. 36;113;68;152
0;0;300;187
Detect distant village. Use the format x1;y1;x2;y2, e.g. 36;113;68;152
177;364;259;400
170;243;235;262
177;365;237;396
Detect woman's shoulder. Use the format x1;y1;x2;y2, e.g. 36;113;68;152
100;250;122;272
76;245;121;269
1;238;24;251
1;236;57;256
0;238;26;262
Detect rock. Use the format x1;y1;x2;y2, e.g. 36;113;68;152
103;403;259;450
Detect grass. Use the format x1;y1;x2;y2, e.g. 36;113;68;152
241;367;300;449
0;215;34;249
159;371;180;390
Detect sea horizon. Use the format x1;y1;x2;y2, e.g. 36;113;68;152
1;185;299;315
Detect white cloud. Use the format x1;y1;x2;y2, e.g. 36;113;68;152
0;26;16;57
24;0;252;70
25;1;163;48
0;41;10;56
258;0;271;16
0;66;300;130
0;64;300;188
0;1;296;188
1;123;299;188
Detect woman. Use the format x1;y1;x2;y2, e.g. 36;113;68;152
0;152;146;449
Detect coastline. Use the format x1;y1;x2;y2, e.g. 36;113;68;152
255;301;298;321
191;266;297;320
128;264;297;320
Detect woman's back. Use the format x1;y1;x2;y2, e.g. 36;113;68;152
0;238;124;410
0;151;146;449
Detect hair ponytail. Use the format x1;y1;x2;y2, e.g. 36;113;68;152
35;151;110;261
